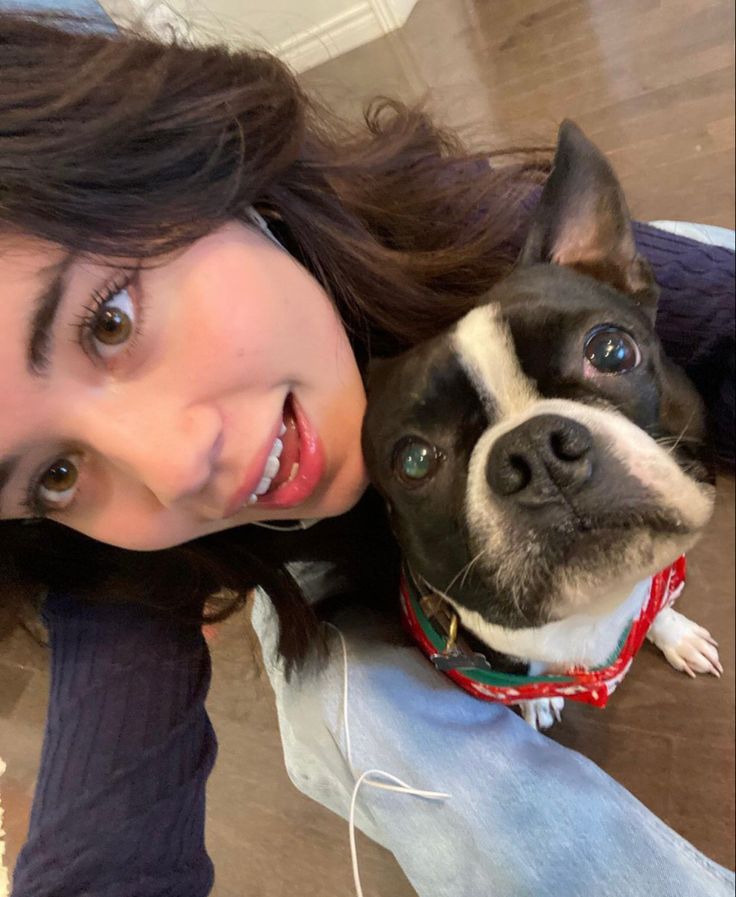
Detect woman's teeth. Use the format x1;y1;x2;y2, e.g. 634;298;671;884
246;421;299;506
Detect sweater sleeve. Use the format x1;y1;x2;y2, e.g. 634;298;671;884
634;222;733;463
11;594;217;897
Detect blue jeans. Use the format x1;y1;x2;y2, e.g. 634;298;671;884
252;590;734;897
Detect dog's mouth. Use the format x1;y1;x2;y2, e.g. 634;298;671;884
543;508;690;584
446;501;703;629
564;504;693;539
502;500;696;582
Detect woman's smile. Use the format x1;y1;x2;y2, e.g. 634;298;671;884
223;392;326;518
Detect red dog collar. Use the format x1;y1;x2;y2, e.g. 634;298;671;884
400;557;686;708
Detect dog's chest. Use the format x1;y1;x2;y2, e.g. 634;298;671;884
450;577;652;669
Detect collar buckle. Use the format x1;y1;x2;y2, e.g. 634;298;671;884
418;590;493;672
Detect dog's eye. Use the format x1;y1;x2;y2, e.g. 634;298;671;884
584;326;641;374
392;437;442;486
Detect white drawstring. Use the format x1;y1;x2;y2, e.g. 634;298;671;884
325;623;451;897
250;520;316;531
246;206;287;250
243;207;452;891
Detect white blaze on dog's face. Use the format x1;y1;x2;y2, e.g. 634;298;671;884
362;121;715;629
455;289;713;622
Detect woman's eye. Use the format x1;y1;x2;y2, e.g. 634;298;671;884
392;437;442;486
36;457;80;511
584;326;641;374
78;273;141;363
88;287;136;359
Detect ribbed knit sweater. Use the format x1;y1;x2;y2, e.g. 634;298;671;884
11;597;216;896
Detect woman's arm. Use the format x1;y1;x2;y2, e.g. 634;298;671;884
633;221;735;464
11;594;216;897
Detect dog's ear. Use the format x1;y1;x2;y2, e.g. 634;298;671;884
520;120;657;315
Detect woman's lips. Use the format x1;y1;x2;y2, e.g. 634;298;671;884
252;394;325;511
264;401;300;493
224;394;325;517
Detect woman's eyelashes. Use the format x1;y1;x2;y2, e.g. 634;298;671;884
73;268;145;366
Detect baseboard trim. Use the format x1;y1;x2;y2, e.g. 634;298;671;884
102;0;420;74
370;0;417;31
276;3;384;73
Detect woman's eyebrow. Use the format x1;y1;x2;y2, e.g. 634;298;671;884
28;252;75;375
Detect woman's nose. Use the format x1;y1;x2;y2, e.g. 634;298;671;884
71;400;222;508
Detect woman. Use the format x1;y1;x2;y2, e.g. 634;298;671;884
1;10;734;897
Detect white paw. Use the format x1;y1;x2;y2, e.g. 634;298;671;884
519;697;565;730
647;608;723;679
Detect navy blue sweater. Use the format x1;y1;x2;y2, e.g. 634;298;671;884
11;597;216;897
10;225;735;896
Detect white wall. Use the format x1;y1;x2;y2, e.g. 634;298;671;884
102;0;419;72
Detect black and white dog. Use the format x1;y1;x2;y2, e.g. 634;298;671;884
362;121;721;729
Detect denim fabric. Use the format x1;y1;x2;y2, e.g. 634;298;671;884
252;590;734;897
0;0;108;14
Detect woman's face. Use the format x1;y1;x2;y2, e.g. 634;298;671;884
0;222;369;549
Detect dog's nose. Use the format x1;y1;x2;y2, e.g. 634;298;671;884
486;415;593;505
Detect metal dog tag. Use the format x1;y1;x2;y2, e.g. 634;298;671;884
431;650;493;672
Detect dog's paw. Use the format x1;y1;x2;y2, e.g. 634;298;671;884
519;697;565;730
647;607;723;679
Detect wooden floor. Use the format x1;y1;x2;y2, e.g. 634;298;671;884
0;2;733;896
302;0;735;228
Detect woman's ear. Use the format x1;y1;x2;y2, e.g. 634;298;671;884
520;120;658;317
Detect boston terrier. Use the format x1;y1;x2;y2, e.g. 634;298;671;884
362;121;721;729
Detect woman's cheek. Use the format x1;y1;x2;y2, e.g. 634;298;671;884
80;508;202;551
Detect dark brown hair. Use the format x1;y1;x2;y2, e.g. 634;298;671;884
0;10;550;670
